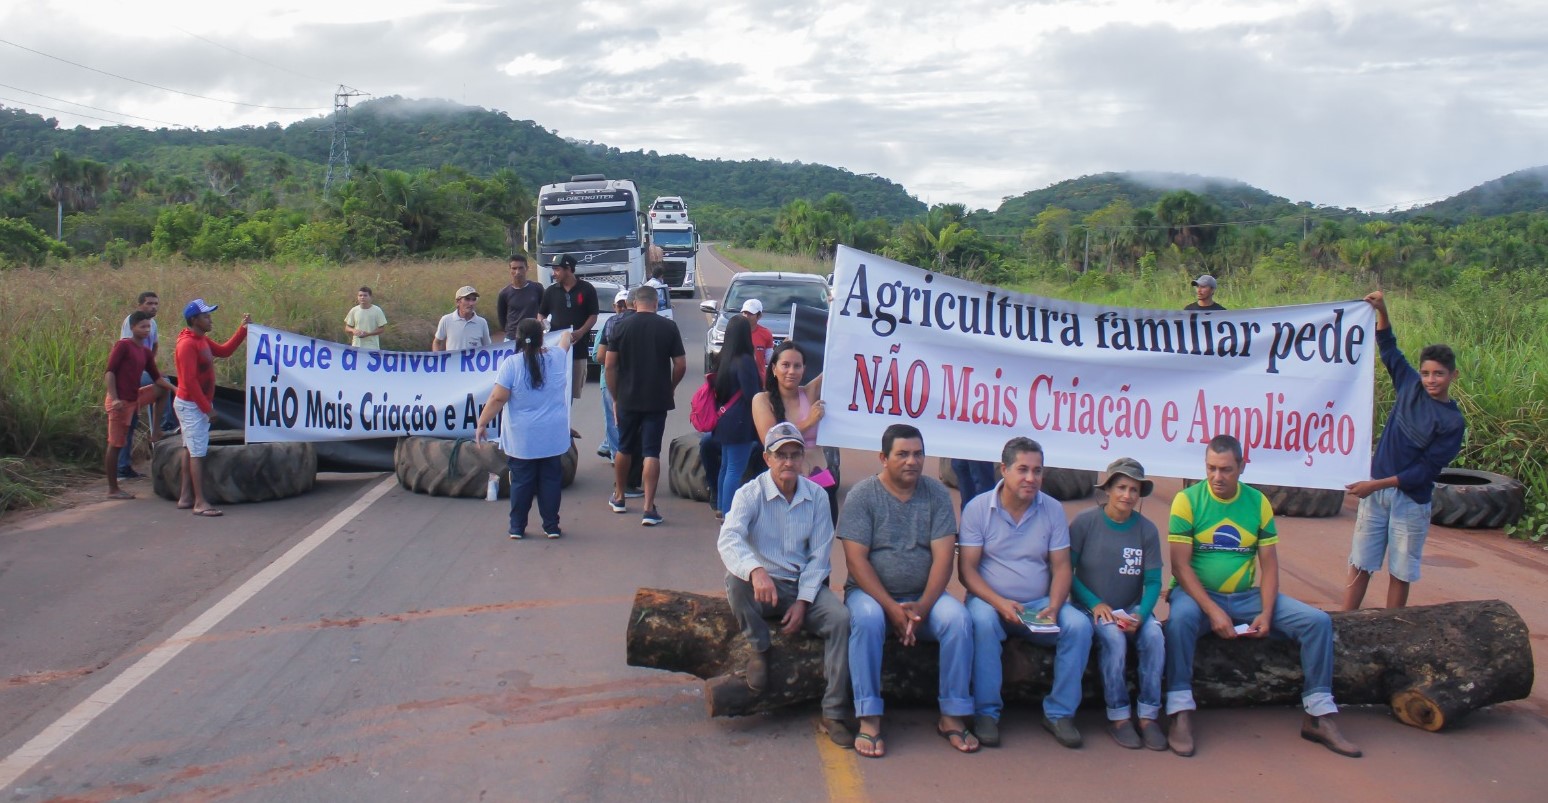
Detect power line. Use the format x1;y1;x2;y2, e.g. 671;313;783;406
169;24;333;88
0;82;186;128
0;36;327;111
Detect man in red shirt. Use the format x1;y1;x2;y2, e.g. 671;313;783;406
741;299;774;377
104;311;175;499
173;298;250;517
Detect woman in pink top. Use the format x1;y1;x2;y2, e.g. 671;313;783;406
751;341;837;522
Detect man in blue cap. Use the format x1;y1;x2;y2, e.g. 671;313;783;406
173;298;250;517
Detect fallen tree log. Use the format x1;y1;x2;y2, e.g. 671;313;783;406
625;588;1532;730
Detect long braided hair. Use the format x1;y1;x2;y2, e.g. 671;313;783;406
516;318;546;389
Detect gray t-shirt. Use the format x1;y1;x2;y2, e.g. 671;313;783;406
1068;506;1161;611
837;475;956;597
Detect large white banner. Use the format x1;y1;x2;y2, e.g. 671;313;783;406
818;246;1377;489
245;325;570;442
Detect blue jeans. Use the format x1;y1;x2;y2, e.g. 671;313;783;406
951;459;998;512
716;440;756;515
1164;589;1336;716
1350;487;1431;582
967;595;1092;721
600;376;619;456
846;589;974;718
1092;615;1164;720
507;454;562;534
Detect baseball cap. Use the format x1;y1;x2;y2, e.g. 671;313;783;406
183;298;218;319
455;285;478;300
1096;456;1153;497
740;298;763;315
613;289;629;305
1191;274;1218;289
550;254;577;270
763;421;805;452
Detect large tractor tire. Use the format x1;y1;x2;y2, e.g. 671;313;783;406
151;431;316;505
1041;467;1098;502
669;433;712;502
1180;479;1345;518
395;437;579;498
1430;469;1526;529
939;457;1094;502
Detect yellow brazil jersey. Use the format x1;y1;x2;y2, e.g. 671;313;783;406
1168;482;1278;593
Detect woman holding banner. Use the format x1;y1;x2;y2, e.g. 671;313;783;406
752;341;837;522
711;316;764;519
476;319;572;540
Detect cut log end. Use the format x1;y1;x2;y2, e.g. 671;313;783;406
1391;685;1472;732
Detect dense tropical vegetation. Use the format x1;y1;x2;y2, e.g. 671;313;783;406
2;98;1547;535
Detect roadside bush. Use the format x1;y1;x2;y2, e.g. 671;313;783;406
0;217;69;268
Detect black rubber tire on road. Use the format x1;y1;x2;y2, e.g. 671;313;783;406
1041;467;1098;501
938;457;1094;501
151;431;317;505
1180;479;1345;518
1430;469;1526;529
668;433;712;502
395;436;579;498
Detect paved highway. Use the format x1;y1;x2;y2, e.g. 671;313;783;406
2;246;1545;801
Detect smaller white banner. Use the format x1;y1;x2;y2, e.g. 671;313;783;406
244;326;570;442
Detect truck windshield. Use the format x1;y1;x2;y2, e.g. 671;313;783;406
540;210;639;248
652;230;695;248
726;282;830;314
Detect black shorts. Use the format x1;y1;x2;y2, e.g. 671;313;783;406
616;410;668;459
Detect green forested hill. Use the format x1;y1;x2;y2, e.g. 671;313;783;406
1402;166;1548;221
0;97;923;219
973;171;1303;232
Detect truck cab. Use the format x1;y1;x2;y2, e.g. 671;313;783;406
648;221;700;298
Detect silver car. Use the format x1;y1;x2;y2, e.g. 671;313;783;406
700;272;830;374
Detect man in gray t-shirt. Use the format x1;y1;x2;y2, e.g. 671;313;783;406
839;424;977;757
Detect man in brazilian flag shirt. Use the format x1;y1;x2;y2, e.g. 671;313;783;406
1163;435;1361;759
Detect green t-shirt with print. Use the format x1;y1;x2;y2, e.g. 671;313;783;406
1168;482;1277;593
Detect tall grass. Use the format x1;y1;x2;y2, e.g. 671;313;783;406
716;246;829;276
0;256;512;471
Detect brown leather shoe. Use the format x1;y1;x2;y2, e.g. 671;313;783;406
1168;710;1195;757
746;650;769;696
1301;714;1362;757
820;716;857;748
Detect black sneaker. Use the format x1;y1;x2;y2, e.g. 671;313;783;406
607;496;626;514
118;467;143;480
595;445;611;458
544;527;563;540
624;486;645;498
641;508;663;526
508;530;525;540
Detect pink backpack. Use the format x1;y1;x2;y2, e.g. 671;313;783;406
690;373;742;433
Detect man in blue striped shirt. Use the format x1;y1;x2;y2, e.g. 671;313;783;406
719;422;854;747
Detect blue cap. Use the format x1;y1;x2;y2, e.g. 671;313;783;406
183;298;218;319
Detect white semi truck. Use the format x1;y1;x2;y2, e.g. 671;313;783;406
526;175;647;288
648;220;700;297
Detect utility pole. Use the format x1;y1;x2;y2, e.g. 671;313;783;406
323;85;368;193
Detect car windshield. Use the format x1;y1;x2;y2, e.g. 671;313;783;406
540;210;639;247
652;230;695;247
725;281;829;314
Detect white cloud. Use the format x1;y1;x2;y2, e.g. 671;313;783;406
3;0;1548;211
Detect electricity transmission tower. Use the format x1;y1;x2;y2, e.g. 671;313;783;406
323;85;368;192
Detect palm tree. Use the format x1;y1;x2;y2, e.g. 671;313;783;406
43;149;80;237
204;151;247;197
1155;190;1222;251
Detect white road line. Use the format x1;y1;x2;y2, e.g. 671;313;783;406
0;475;398;791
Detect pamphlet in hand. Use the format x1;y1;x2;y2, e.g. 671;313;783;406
1018;609;1060;634
1233;623;1257;635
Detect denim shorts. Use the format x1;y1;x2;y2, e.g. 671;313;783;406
173;398;212;458
1350;486;1431;582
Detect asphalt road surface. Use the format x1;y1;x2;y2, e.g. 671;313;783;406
3;246;1546;801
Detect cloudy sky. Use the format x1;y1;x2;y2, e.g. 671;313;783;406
3;0;1546;211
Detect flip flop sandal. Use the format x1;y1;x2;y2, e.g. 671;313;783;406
853;732;885;758
936;727;980;754
107;490;135;500
192;508;224;517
